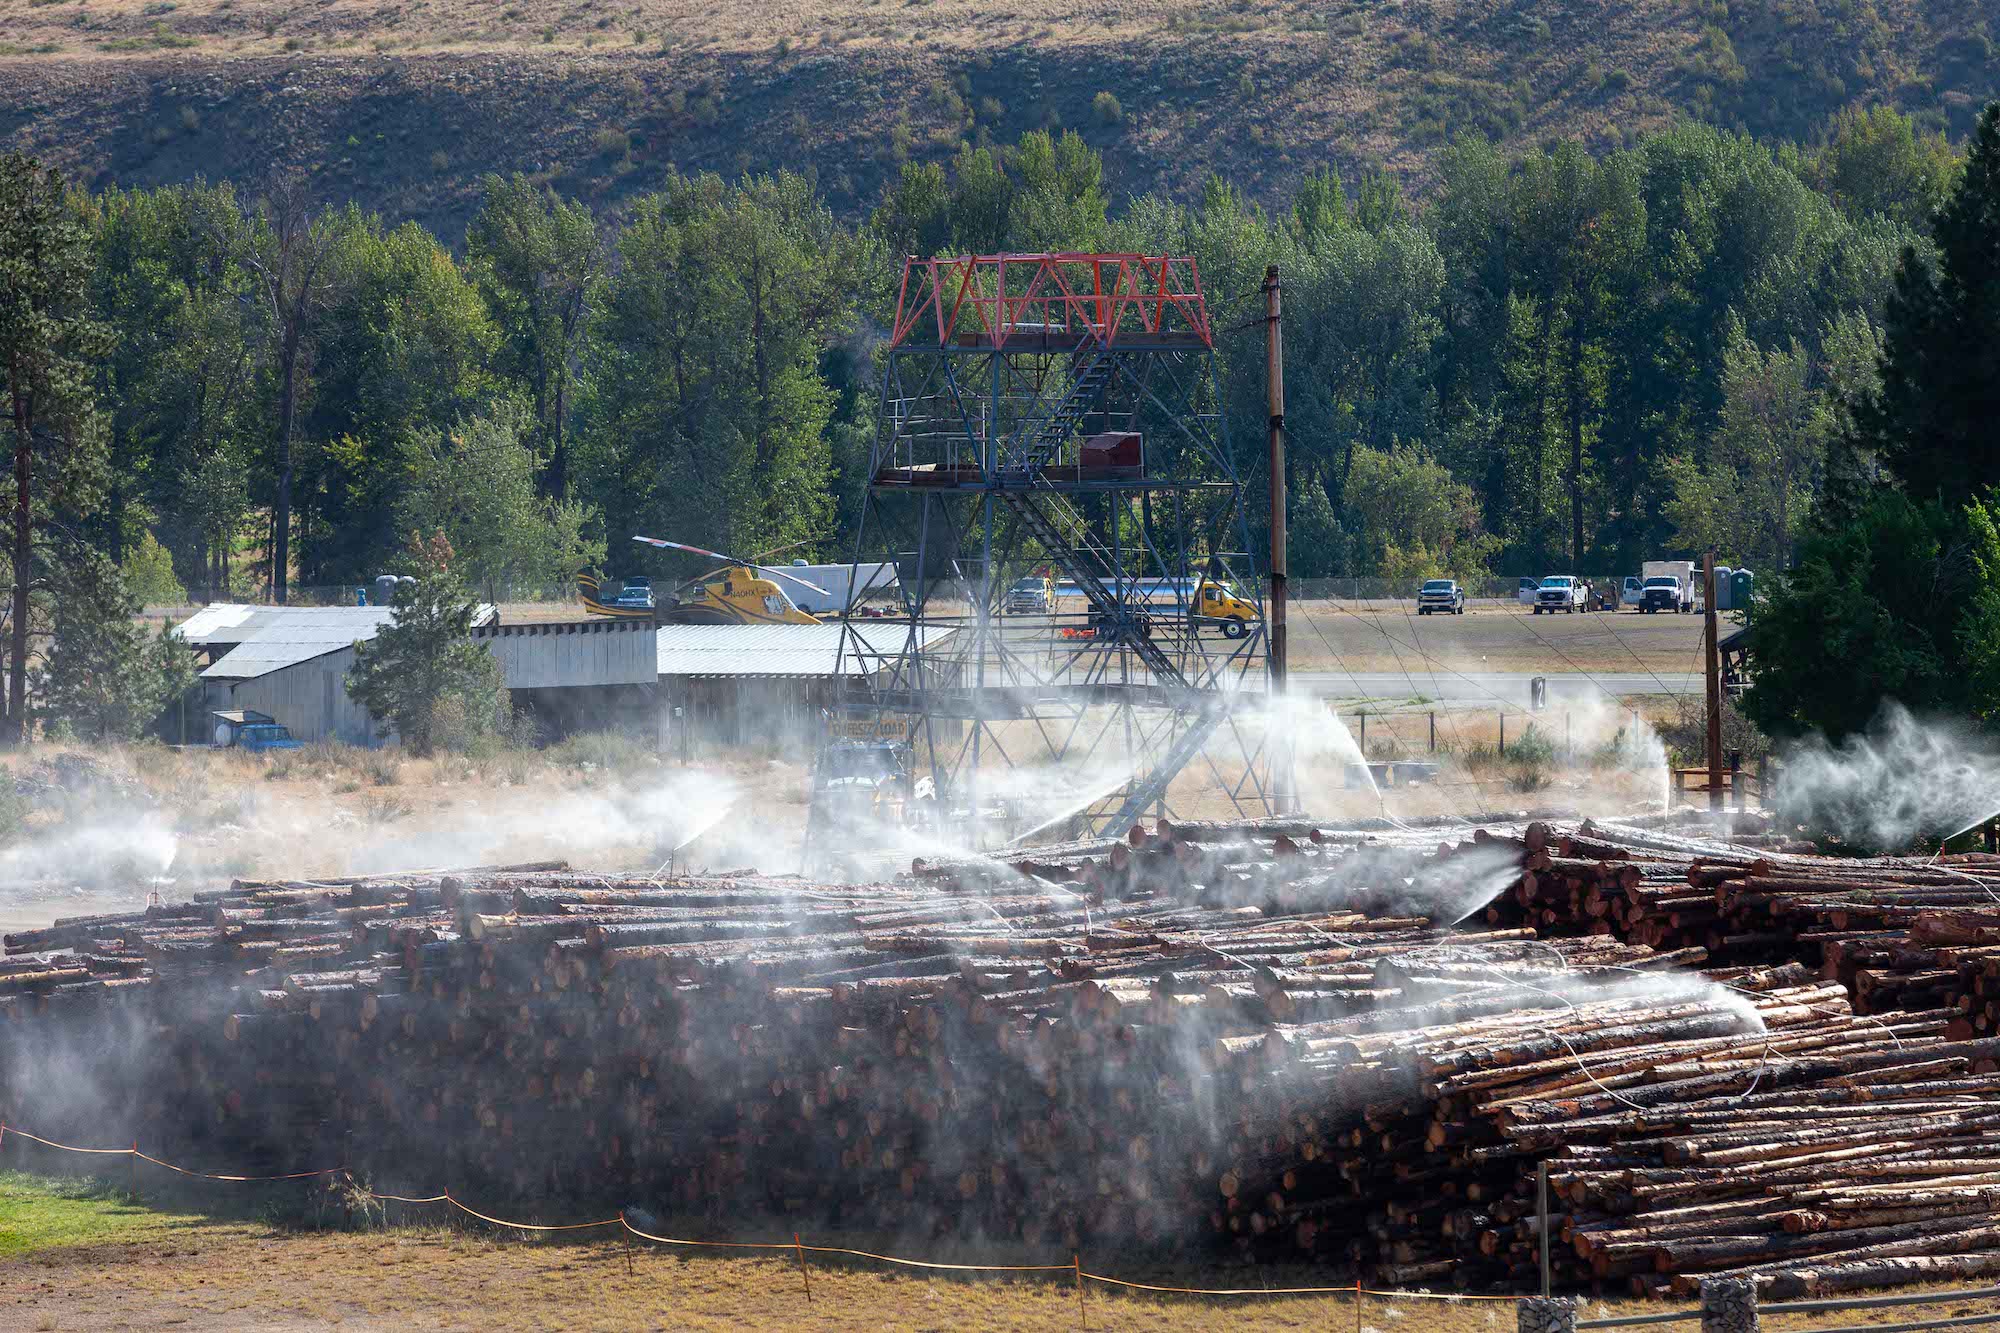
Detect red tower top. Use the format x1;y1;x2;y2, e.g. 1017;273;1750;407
889;253;1213;350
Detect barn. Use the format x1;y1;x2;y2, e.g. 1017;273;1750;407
177;605;654;747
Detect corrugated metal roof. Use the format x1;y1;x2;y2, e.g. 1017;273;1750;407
178;604;398;648
655;622;953;678
192;604;496;680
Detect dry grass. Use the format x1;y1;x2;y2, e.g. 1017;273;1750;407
2;1189;1990;1333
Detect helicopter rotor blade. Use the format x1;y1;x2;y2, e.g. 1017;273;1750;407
631;535;828;597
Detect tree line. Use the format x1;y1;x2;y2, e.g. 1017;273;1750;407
0;102;1988;741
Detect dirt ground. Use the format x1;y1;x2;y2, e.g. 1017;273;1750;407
1281;601;1710;676
0;1203;1984;1332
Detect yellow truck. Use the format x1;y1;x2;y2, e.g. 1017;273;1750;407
1069;578;1259;641
1190;578;1258;638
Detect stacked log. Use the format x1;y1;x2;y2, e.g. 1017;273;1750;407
9;818;2000;1296
1489;820;2000;1010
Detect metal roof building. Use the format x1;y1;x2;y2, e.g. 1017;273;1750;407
654;623;955;755
175;604;648;747
654;622;951;678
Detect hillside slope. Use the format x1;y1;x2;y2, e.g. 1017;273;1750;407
1;0;1994;231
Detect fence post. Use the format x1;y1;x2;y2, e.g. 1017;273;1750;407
1429;711;1436;754
1074;1253;1087;1329
793;1232;812;1305
129;1142;139;1203
1499;712;1507;756
1359;710;1367;755
1518;1297;1576;1333
1699;1277;1759;1333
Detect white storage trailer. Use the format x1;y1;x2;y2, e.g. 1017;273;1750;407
780;562;900;616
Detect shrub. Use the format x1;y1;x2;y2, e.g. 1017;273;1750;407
1092;91;1122;126
545;729;656;772
593;126;631;157
360;749;401;786
1507;759;1551;792
430;150;449;171
102;22;197;50
1507;722;1557;766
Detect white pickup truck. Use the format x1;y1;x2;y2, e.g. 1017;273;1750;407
1639;560;1696;613
1532;575;1589;614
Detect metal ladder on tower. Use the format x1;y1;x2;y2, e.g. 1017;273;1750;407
998;340;1117;475
998;489;1185;689
1096;704;1230;832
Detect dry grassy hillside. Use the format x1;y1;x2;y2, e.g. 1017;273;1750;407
0;0;1994;229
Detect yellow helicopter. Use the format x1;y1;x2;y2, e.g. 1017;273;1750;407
578;536;825;626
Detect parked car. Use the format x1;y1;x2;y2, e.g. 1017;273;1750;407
1619;575;1643;609
234;723;303;752
1516;577;1540;607
1533;575;1588;614
1005;577;1056;615
608;577;657;611
1416;579;1466;615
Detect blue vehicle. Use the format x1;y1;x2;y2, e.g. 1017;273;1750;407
235;723;303;752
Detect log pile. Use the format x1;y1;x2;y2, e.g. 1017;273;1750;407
5;815;2000;1296
1490;819;2000;1019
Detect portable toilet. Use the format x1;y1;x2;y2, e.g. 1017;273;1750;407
1714;565;1735;609
1730;568;1755;616
373;574;401;606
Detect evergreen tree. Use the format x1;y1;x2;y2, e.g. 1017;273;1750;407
345;533;503;756
33;554;195;742
0;154;112;744
1852;103;2000;501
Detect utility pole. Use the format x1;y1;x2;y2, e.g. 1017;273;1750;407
1264;265;1291;814
1704;550;1723;814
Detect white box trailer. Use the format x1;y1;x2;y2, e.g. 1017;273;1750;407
782;562;900;616
1639;560;1697;613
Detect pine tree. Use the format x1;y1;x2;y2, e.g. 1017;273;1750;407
1850;102;2000;501
0;154;112;744
33;554;195;742
345;533;502;756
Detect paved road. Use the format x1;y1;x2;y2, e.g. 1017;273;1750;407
1294;670;1702;705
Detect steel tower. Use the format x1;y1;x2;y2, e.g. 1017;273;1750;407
826;253;1276;849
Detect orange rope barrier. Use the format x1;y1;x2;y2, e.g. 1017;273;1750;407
800;1243;1073;1273
619;1217;798;1251
134;1151;341;1182
1081;1272;1365;1296
362;1190;451;1204
443;1194;621;1232
4;1127;136;1155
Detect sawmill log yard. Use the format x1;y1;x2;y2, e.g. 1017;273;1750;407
4;26;2000;1321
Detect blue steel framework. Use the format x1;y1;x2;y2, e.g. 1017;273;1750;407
821;254;1277;849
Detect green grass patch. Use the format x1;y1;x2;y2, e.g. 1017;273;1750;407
0;1171;210;1257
